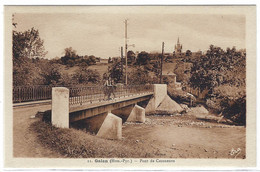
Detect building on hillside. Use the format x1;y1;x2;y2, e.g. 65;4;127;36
95;57;101;62
99;58;109;63
112;56;121;61
162;71;182;90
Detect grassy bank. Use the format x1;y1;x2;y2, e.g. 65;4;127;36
30;120;153;158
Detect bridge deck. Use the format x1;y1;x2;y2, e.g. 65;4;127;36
69;92;153;113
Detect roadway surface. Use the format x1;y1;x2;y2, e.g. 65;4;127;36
13;103;62;157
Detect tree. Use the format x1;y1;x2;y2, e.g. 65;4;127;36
189;45;246;124
13;27;47;59
128;67;151;85
190;45;246;94
13;26;48;86
42;64;62;85
107;59;124;84
61;47;78;66
64;47;77;58
72;68;101;85
127;50;136;64
136;51;150;65
88;55;96;65
174;62;192;86
185;50;192;57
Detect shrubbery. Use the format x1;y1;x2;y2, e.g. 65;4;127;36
206;85;246;125
187;45;246;125
167;86;196;105
13;27;101;87
128;67;152;85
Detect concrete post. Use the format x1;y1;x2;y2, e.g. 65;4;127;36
51;87;69;128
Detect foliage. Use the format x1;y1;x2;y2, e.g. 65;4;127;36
60;47;97;67
206;84;246;125
72;68;101;85
136;51;150;65
167;86;196;105
189;45;246;92
107;59;125;84
174;61;192;86
12;27;49;86
12;26;101;87
40;64;73;86
127;50;136;64
13;27;47;60
13;57;40;86
189;45;246;125
128;67;152;85
185;50;192;57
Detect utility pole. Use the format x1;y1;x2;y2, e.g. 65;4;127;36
121;46;124;82
124;19;128;85
160;42;164;84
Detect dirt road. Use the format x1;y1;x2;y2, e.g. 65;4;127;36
13;105;62;158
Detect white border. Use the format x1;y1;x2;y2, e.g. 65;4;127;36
1;0;259;171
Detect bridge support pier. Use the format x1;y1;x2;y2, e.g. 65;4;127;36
112;104;145;123
145;84;167;113
127;105;145;123
145;84;183;114
84;112;122;140
51;87;69;128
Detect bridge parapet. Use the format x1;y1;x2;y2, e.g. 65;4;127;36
69;84;153;106
12;84;153;105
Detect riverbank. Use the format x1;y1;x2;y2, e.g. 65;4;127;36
24;112;245;158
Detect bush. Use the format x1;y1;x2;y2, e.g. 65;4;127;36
128;67;152;85
168;86;196;106
207;85;246;125
72;68;101;85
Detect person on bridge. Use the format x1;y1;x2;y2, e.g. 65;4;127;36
104;77;116;100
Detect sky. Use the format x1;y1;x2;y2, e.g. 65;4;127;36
13;7;245;59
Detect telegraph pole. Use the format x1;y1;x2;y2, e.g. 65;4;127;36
124;19;128;85
121;46;124;81
160;42;164;84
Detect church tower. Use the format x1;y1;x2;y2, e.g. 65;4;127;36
174;37;182;56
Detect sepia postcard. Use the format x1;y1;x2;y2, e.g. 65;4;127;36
4;5;256;170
